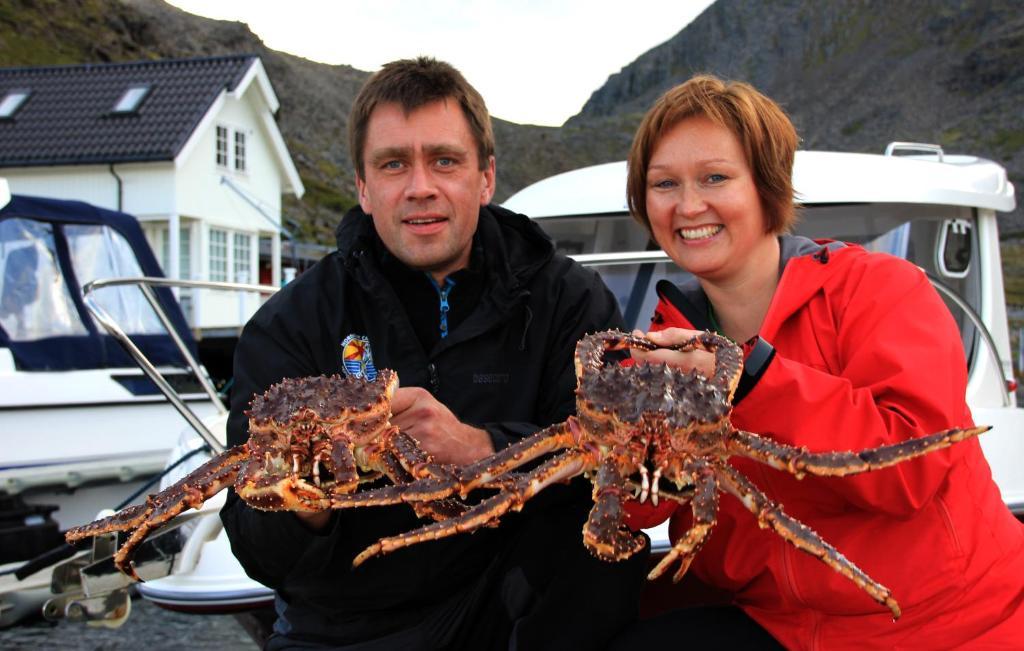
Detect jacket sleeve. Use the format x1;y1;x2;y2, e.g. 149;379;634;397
483;261;624;450
734;254;974;516
219;298;339;589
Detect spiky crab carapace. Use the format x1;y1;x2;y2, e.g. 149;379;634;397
65;371;460;578
333;330;989;619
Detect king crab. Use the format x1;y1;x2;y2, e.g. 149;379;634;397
333;330;988;619
65;371;461;579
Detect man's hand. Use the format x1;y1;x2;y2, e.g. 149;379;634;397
390;387;494;466
629;328;716;379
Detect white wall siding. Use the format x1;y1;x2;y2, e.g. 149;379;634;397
176;92;283;234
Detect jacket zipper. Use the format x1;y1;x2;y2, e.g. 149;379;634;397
429;276;456;340
425;276;454;395
427;362;439;394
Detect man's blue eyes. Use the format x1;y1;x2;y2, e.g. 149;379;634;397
381;158;457;169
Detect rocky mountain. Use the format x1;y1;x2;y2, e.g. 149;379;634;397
0;0;1021;244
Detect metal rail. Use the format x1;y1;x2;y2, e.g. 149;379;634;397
884;141;945;161
926;273;1013;407
81;277;280;455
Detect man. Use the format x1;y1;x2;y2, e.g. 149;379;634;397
220;57;649;650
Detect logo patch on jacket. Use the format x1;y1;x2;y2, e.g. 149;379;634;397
341;334;377;381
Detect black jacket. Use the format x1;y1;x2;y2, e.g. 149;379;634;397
220;204;624;644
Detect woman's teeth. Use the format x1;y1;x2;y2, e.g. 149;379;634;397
678;224;723;240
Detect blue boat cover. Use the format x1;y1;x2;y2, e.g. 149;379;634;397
0;194;197;371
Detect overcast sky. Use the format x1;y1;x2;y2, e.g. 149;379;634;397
166;0;716;126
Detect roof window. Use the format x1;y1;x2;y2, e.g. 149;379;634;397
112;85;150;114
0;90;30;119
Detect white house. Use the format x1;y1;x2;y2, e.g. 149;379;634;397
0;55;305;337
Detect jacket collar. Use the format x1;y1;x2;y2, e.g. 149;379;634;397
657;235;851;338
335;203;555;350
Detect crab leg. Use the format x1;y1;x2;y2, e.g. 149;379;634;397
715;461;901;619
647;459;719;583
388;430;459;481
65;446;248;544
87;447;245;579
332;421;575;509
583;456;648;561
327;437;360;493
373;446;467;521
64;504;150;541
728;426;989;479
352;448;593;568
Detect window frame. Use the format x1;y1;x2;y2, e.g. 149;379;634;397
216;125;229;168
208;228;228;282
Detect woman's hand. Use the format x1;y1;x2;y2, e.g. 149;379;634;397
630;328;717;379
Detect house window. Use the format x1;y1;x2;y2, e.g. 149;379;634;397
112;85;150;114
160;226;191;279
209;229;228;282
234;131;247;172
233;232;251;283
0;89;30;119
216;126;229;167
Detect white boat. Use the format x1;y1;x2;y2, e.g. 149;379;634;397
0;190;224;531
0;189;223;626
37;142;1024;629
505;142;1024;517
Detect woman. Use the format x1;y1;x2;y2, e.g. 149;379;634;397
620;75;1024;649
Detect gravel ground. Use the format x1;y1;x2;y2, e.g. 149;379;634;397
0;595;260;650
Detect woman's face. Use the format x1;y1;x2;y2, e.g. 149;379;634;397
645;115;775;284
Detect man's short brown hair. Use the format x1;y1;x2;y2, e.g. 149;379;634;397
349;57;495;179
627;74;799;234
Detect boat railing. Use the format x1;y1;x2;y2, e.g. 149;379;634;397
81;277;282;455
15;277;282;625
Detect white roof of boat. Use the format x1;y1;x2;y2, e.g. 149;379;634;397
502;151;1016;218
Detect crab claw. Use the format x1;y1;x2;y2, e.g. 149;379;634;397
238;475;329;511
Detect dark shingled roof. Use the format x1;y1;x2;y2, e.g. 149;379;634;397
0;55;258;167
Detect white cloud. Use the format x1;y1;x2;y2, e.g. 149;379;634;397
166;0;715;125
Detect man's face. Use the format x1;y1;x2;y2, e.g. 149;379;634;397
357;99;496;283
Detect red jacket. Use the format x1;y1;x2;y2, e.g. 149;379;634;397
626;238;1024;650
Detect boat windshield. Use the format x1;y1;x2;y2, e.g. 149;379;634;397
65;223;165;336
535;202;981;364
0;217;164;342
0;217;86;340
